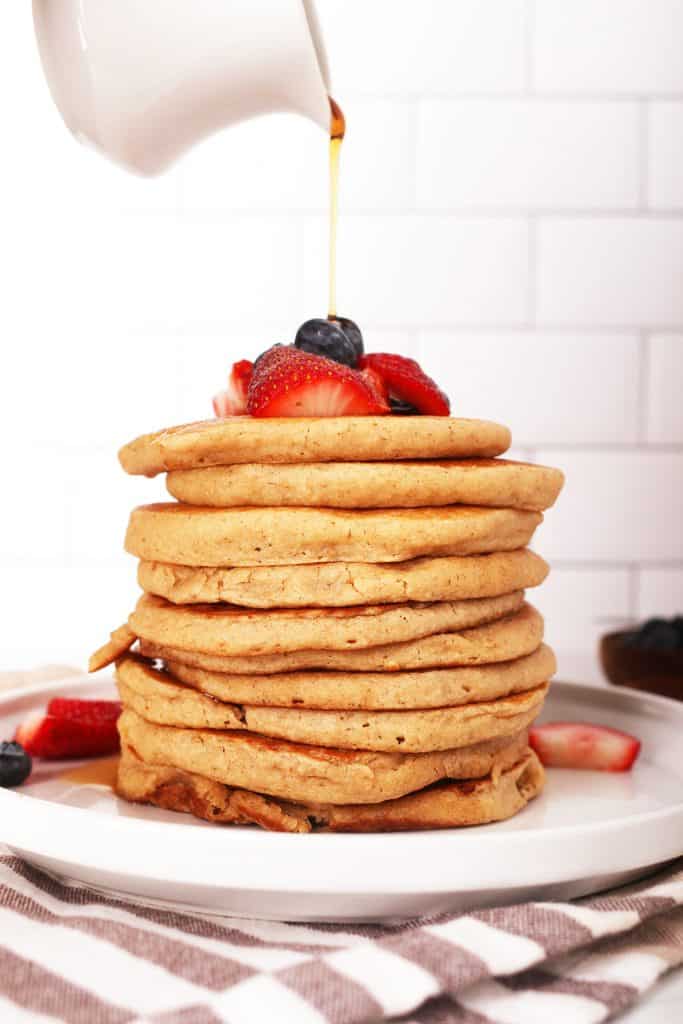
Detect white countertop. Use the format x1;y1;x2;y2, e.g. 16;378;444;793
620;968;683;1023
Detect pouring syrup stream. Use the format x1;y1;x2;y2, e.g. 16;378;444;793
328;98;346;320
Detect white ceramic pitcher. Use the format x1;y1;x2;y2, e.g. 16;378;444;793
32;0;332;175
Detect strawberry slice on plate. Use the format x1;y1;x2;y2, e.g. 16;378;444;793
213;359;254;417
15;698;122;759
359;353;450;416
529;722;641;772
247;345;390;417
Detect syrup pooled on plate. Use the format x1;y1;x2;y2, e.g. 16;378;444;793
60;756;119;789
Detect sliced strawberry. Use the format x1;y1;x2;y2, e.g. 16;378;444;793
15;699;122;759
247;346;390;418
359;353;450;416
47;698;121;724
213;359;254;417
362;366;390;405
231;359;254;400
213;390;235;417
529;722;641;772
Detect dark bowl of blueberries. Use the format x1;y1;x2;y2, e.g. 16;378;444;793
600;616;683;701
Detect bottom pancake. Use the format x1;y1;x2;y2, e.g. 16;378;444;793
118;708;530;804
117;743;544;833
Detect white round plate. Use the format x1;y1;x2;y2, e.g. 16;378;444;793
0;675;682;922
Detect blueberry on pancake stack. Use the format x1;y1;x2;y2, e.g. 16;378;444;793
90;335;564;833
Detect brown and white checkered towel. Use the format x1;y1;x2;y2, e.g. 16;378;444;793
0;852;681;1024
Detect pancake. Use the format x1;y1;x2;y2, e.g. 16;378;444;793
119;417;511;476
118;707;530;804
165;642;555;711
166;458;564;511
137;548;548;608
117;744;544;833
129;591;525;657
138;592;530;673
116;656;548;753
88;624;136;673
125;503;542;567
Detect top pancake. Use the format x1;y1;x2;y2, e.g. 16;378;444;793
119;417;511;476
166;458;564;511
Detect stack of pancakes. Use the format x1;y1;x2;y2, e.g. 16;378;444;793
92;417;564;833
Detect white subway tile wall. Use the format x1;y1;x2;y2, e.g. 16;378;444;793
534;0;683;95
638;570;683;619
1;2;682;669
648;103;683;209
420;333;641;445
534;569;632;661
534;451;683;564
417;101;640;210
537;219;683;327
646;335;683;443
302;215;530;326
319;0;529;95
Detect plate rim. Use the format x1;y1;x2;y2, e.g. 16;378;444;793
1;674;682;896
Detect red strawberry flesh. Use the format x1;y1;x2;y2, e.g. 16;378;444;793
231;360;254;399
529;722;641;772
47;698;121;724
247;346;390;418
361;366;390;404
359;353;450;416
15;699;122;759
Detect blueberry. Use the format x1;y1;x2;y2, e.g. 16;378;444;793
0;741;32;788
641;617;668;635
332;317;364;363
671;616;683;646
389;398;419;415
640;622;679;652
294;319;357;367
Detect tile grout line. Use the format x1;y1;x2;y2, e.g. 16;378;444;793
121;320;683;335
410;98;421;213
39;443;683;455
552;560;683;570
514;442;683;452
129;323;682;336
637;332;652;443
638;100;650;210
527;216;537;325
524;0;536;94
293;213;307;316
336;91;683;103
628;564;641;619
166;208;683;219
